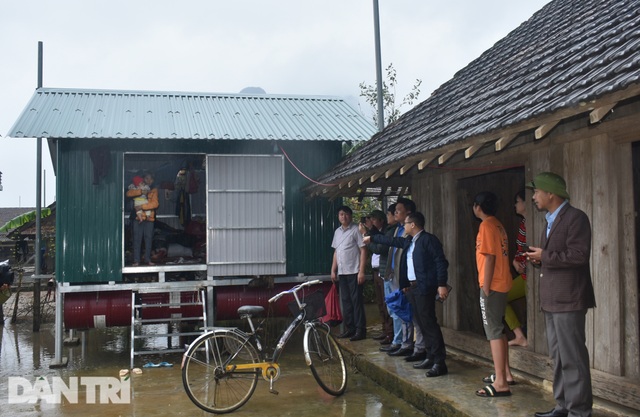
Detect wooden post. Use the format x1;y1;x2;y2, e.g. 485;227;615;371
11;268;23;324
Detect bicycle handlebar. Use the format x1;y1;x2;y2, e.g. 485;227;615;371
268;279;322;304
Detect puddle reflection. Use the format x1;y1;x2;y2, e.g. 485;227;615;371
1;320;423;416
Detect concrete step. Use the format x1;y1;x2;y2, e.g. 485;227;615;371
335;327;630;417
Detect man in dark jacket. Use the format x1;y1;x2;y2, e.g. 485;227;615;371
365;211;450;377
526;172;596;417
365;207;397;345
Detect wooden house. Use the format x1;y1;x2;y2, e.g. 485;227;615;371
306;0;640;412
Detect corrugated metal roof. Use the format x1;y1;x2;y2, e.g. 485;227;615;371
7;88;376;141
313;0;640;186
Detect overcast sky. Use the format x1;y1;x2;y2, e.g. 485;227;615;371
0;0;550;208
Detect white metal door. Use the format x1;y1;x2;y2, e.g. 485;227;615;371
206;154;286;276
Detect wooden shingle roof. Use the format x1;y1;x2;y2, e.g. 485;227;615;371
310;0;640;196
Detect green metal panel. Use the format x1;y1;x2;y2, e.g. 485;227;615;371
57;139;124;283
280;141;342;274
56;139;342;283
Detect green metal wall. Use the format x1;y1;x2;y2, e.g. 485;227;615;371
56;140;124;283
56;139;342;283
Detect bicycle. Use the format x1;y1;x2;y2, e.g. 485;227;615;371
181;279;348;414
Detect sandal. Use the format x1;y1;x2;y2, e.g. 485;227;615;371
475;384;512;397
482;373;516;385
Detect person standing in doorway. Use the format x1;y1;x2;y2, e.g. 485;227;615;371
507;189;528;347
526;172;596;417
126;172;159;266
473;191;513;398
331;205;368;341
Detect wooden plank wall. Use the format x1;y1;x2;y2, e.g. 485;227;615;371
527;148;550;356
413;172;459;329
590;134;622;375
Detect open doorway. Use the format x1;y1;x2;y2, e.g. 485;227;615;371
455;167;526;336
123;153;206;269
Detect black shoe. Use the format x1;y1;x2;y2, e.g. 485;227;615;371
349;332;366;341
379;343;400;352
404;351;427;362
413;358;434;369
372;334;387;341
388;347;413;357
426;363;448;377
534;409;568;417
337;330;355;339
378;336;393;345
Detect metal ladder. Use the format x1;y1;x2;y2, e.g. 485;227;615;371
130;288;207;368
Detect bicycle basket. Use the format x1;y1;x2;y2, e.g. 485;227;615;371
287;290;326;320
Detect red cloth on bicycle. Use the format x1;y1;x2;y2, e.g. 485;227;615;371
321;283;343;327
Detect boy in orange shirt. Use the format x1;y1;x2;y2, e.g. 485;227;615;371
473;191;513;398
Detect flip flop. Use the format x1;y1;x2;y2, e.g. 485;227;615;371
476;384;512;397
143;361;173;368
482;373;516;385
143;362;161;368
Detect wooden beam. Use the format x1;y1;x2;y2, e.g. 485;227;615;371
418;157;436;170
358;177;367;185
590;102;617;124
438;151;456;165
385;166;398;178
338;182;347;189
535;120;560;139
495;133;518;151
370;172;382;183
464;144;482;159
401;161;416;175
348;180;357;188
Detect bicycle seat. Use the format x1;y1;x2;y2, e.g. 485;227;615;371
237;305;265;317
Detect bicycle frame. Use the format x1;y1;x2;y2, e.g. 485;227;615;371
181;279;347;412
208;280;322;383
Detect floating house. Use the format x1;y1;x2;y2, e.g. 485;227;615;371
7;88;375;364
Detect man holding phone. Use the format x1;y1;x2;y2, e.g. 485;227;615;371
526;172;596;417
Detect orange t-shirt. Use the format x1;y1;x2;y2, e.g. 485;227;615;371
475;216;512;293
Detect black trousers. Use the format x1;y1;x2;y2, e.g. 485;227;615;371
407;286;446;364
338;273;366;333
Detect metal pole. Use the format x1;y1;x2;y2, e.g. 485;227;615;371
34;41;43;332
373;0;385;132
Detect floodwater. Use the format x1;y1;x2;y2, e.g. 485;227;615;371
1;312;424;416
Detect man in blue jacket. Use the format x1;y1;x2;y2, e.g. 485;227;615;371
365;211;450;377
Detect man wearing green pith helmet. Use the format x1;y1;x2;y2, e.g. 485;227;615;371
525;172;596;417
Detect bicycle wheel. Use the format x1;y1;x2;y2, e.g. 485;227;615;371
303;324;347;396
182;331;260;414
